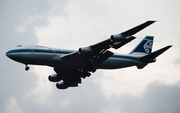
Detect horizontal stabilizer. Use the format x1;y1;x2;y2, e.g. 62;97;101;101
140;45;172;60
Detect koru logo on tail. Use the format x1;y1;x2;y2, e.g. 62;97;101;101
143;40;153;53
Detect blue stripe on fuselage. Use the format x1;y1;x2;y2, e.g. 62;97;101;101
6;49;139;61
6;49;72;54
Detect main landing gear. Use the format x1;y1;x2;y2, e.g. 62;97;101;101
25;64;30;71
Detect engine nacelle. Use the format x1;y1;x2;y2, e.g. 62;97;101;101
110;34;124;42
48;74;62;82
78;47;93;56
56;81;69;89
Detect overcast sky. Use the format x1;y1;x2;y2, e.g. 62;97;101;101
1;0;180;113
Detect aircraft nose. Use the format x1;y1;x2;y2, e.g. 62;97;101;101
6;51;13;59
6;50;21;62
6;51;10;58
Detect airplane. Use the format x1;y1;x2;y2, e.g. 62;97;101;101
6;21;172;89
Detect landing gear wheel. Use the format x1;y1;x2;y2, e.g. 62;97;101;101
25;66;30;71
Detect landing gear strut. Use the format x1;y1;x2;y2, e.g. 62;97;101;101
25;64;30;71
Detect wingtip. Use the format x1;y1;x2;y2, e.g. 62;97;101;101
147;20;156;23
164;45;173;50
168;45;173;48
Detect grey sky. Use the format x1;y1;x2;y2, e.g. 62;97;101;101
1;0;180;113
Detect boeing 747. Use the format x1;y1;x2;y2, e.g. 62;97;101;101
6;21;172;89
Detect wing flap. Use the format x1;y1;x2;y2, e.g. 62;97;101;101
89;50;114;70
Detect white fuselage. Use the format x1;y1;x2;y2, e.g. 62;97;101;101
6;45;147;70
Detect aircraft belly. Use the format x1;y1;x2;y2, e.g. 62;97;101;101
17;53;86;70
27;53;86;70
50;55;87;70
99;57;136;69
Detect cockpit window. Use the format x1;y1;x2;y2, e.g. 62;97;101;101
16;45;22;47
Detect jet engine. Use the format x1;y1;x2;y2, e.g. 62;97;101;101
48;74;62;82
110;34;124;42
56;81;69;89
78;47;93;56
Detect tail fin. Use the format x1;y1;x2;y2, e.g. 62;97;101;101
129;36;154;55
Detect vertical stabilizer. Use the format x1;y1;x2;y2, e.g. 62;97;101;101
129;36;154;55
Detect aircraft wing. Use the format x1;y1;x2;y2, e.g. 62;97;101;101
91;20;155;50
56;21;155;89
61;21;155;71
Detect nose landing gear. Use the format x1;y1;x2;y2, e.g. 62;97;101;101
25;64;30;71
